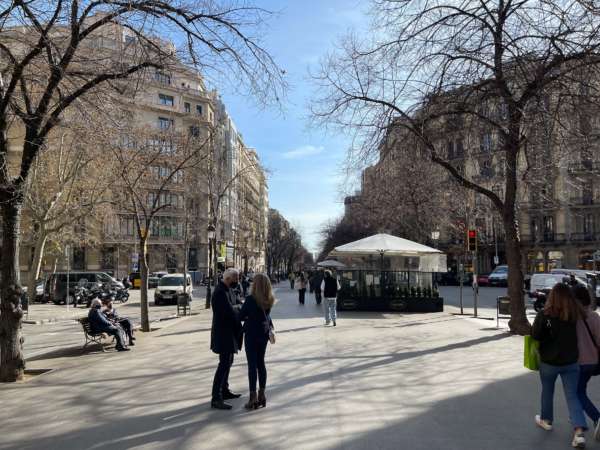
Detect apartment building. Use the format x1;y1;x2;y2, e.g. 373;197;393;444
344;91;600;275
12;16;268;280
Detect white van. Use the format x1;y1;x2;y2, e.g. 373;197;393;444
154;273;192;306
529;273;592;298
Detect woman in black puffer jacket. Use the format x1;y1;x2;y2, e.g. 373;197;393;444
532;282;587;448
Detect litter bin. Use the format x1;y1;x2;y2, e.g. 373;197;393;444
177;292;191;316
497;296;510;328
21;291;29;312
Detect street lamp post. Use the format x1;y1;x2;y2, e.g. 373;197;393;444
205;224;216;309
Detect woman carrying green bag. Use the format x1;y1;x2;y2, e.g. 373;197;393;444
532;283;587;448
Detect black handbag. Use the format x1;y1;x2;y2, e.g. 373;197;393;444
582;319;600;376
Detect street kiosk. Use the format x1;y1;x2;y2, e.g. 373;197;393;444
327;233;447;312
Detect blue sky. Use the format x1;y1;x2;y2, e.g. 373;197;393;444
219;0;369;254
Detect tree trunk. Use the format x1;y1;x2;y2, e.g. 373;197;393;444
27;231;47;306
139;237;150;332
0;199;25;382
504;216;530;335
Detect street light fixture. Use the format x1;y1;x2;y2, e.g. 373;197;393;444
206;224;216;309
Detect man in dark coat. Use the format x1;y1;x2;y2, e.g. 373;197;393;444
88;299;129;351
210;268;242;410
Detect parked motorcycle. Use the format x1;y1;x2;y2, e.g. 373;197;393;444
115;286;130;303
532;288;550;312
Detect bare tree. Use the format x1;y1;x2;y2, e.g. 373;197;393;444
22;123;114;303
0;2;284;381
108;117;211;332
313;0;600;334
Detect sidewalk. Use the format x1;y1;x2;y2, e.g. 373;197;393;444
22;288;209;324
1;283;596;450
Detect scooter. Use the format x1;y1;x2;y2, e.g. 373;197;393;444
115;286;130;303
532;289;550;312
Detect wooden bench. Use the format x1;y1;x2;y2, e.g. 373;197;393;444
78;317;114;352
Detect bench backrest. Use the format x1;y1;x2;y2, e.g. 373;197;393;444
79;317;95;334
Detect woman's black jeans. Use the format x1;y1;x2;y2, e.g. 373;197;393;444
245;337;268;392
299;288;306;304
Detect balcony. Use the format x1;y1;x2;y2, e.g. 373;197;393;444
570;232;600;242
568;161;600;173
520;233;567;244
569;196;597;207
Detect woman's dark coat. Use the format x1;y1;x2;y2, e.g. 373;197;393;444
239;295;273;342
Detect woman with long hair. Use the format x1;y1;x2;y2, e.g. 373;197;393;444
296;272;307;305
532;282;587;448
573;284;600;441
239;273;275;410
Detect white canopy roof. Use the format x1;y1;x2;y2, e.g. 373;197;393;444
330;233;442;256
317;259;346;268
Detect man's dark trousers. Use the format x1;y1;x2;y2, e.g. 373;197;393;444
212;353;234;400
315;289;322;305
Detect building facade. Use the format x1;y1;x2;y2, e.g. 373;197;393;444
11;18;268;281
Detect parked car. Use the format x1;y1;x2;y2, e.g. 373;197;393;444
129;272;141;289
437;271;473;286
154;273;192;306
476;273;490;287
550;268;599;279
529;273;591;297
23;279;46;302
45;271;116;304
148;271;168;288
488;265;508;286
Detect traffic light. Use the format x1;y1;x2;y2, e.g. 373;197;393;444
467;229;477;252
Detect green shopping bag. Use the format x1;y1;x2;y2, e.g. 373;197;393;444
524;335;540;371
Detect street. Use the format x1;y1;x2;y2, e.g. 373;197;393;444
1;282;595;450
440;285;538;320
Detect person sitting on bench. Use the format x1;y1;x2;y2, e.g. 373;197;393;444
88;299;129;352
103;300;135;346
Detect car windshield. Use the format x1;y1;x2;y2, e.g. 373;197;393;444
159;276;184;286
492;266;508;274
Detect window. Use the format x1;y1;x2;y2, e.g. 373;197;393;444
455;139;464;158
543;216;554;242
584;214;595;237
124;35;136;45
159;94;174;106
531;218;539;242
446;141;454;159
154;71;171;85
480;132;493;153
158;117;173;130
184;102;191;113
147;192;156;207
583;183;594;205
196;104;203;115
189;126;200;137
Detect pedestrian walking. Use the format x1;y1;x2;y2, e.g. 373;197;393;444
532;282;587;448
311;270;323;305
288;272;295;290
321;270;340;326
296;272;307;305
239;273;275;410
573;284;600;440
210;269;243;410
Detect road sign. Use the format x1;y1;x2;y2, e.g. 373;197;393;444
494;255;499;265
